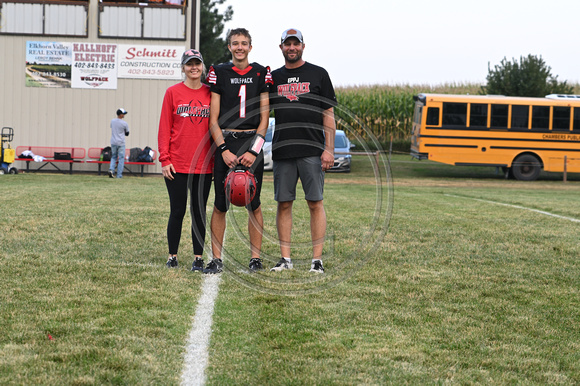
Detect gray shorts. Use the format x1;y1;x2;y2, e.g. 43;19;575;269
273;156;324;202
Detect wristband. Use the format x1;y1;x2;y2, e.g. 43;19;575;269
217;142;229;154
248;134;265;156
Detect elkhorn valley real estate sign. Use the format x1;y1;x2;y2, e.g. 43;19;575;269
26;41;184;89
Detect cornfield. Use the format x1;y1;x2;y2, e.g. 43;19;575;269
335;83;483;144
335;82;580;147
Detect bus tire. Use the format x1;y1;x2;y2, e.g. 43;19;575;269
512;154;541;181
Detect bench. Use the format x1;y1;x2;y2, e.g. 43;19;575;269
86;147;157;177
15;146;85;174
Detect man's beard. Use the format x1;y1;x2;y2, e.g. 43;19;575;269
284;51;302;63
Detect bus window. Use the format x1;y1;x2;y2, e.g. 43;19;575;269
553;106;570;131
470;103;488;127
531;106;550;130
574;107;580;132
511;105;529;129
491;104;508;128
426;107;440;126
442;103;467;126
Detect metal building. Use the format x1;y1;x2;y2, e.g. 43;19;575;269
0;0;200;174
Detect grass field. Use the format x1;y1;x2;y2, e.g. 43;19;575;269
1;156;579;384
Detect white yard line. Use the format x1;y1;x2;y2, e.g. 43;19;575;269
445;194;580;223
181;274;222;386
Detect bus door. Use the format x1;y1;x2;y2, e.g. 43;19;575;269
411;99;442;160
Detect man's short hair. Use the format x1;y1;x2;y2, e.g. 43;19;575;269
227;28;252;46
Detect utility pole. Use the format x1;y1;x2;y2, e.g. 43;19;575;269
189;0;201;49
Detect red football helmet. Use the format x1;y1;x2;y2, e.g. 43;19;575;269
224;167;257;207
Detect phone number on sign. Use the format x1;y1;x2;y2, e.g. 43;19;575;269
40;72;67;77
74;62;115;69
126;69;176;76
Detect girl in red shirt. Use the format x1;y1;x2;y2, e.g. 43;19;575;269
158;49;213;271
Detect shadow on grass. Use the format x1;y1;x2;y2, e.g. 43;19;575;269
388;155;580;182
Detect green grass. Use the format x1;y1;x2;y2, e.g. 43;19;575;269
1;157;579;384
0;175;203;384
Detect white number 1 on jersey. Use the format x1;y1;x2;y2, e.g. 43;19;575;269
238;85;246;118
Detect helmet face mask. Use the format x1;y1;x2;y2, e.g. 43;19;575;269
224;168;256;207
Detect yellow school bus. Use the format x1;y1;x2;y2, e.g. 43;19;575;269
410;93;580;180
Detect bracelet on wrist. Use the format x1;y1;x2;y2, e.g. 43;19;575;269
248;134;265;156
218;142;229;154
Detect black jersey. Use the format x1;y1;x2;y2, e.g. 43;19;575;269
270;62;337;160
207;62;272;131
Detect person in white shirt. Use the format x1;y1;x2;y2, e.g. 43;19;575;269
109;108;130;178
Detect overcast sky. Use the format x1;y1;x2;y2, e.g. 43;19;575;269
219;0;580;87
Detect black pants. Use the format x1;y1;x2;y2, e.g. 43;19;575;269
165;173;212;256
213;131;264;212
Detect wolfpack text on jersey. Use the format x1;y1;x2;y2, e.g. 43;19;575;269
207;62;272;130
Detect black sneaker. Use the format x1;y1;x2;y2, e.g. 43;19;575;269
249;258;263;272
166;256;178;268
203;258;223;274
108;170;114;178
191;258;204;272
309;260;324;273
270;258;293;272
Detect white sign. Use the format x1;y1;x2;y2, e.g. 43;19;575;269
71;43;118;89
117;45;185;80
25;41;72;88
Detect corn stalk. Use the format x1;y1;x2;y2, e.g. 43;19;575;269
335;83;484;142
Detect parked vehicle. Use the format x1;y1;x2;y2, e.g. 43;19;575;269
262;120;354;172
330;130;354;173
411;93;580;181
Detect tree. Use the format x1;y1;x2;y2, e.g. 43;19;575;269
199;0;233;67
480;54;573;97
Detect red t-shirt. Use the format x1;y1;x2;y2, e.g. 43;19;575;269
158;82;213;174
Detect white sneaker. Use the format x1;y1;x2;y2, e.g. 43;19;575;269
309;260;324;273
270;258;293;272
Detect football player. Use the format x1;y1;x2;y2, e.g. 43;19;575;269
205;28;272;273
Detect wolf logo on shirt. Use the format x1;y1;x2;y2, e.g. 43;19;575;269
277;82;310;101
176;100;210;124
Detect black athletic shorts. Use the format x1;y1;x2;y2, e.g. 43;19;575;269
213;130;264;212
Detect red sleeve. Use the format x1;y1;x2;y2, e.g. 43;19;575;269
207;66;221;95
157;87;174;167
264;66;273;86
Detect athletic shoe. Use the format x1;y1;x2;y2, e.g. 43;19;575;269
309;260;324;273
166;256;178;268
248;258;263;272
191;258;204;272
108;170;114;178
203;258;223;274
270;258;293;272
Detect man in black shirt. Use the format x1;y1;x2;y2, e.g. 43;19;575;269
206;28;271;273
270;28;337;274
